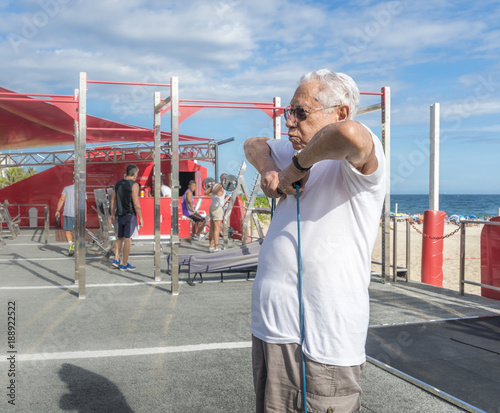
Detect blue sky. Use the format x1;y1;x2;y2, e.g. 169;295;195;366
1;0;499;194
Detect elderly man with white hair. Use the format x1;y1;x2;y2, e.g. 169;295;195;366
244;69;386;412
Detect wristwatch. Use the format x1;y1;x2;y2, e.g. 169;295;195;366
292;152;311;172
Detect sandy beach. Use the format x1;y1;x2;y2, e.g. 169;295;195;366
371;221;485;296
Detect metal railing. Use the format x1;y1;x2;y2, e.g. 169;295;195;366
459;219;500;296
1;203;50;244
372;208;411;283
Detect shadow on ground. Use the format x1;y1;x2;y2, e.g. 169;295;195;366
59;363;134;412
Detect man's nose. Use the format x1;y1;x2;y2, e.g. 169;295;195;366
285;116;297;128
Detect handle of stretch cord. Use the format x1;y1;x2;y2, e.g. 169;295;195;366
295;183;307;413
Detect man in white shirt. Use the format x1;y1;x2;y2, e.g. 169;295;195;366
160;177;171;197
55;177;87;257
244;69;386;413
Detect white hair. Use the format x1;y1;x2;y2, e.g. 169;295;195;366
299;69;360;119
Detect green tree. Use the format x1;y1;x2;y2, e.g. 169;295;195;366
0;167;37;189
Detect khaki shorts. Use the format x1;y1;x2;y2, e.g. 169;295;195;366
209;205;223;221
252;336;364;413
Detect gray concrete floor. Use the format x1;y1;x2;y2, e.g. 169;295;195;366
1;228;499;412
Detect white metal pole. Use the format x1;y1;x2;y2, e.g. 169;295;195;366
430;103;440;211
381;87;391;283
154;92;162;281
273;97;281;140
170;77;180;295
76;72;87;299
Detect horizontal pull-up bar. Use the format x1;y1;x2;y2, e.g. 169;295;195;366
179;104;287;110
88;80;171;87
87;127;151;132
360;92;383;96
180;99;277;105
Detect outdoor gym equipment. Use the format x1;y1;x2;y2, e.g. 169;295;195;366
201;174;238;192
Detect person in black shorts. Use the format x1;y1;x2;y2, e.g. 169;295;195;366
181;180;205;241
110;164;144;270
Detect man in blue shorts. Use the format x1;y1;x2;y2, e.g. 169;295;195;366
55;178;87;256
110;164;144;271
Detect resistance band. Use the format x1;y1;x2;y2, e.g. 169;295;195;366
295;182;307;413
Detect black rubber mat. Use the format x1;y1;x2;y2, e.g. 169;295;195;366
366;316;500;412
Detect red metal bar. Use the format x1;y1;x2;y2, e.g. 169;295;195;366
0;98;77;103
0;92;74;99
180;99;276;105
88;80;171;87
181;94;383;102
86;127;151;132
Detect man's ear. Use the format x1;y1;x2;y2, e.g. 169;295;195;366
338;105;350;121
339;105;351;121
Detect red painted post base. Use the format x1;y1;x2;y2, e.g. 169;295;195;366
421;210;446;287
480;216;500;300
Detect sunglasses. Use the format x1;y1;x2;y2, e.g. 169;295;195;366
283;105;340;122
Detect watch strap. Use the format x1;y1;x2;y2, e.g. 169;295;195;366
292;153;311;172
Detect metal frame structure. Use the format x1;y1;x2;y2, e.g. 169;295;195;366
346;89;392;283
0;75;391;296
0;142;216;167
74;75;173;298
166;91;287;293
173;87;391;284
380;88;391;283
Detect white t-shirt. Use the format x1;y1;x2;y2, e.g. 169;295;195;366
160;185;172;197
61;185;87;218
211;184;225;208
250;124;386;366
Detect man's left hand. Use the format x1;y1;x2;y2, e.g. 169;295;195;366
278;164;310;196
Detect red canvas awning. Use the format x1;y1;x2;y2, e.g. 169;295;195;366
0;86;209;151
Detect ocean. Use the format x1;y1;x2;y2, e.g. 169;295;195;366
391;194;500;218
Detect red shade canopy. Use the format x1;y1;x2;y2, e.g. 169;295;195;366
0;86;209;151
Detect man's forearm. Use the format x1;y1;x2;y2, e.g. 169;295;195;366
244;137;284;198
295;121;371;169
244;137;279;174
55;195;65;213
134;204;143;220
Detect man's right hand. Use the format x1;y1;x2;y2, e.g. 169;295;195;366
110;216;115;225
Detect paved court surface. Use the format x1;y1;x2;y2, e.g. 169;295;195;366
1;229;500;412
